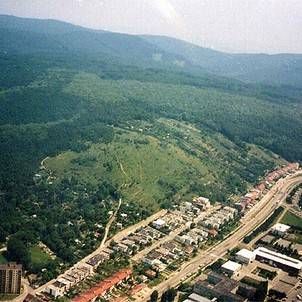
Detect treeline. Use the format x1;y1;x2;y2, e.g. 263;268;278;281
243;207;284;244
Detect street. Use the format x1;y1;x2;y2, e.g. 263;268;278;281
133;171;302;301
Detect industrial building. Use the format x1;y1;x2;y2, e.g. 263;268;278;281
254;247;302;274
271;223;290;237
194;273;245;302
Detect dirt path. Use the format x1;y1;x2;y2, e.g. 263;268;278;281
99;198;122;248
35;198;122;295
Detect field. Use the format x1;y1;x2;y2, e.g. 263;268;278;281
47;118;284;210
29;245;52;268
281;211;302;229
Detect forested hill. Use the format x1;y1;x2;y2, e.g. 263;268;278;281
1;14;302;88
143;35;302;88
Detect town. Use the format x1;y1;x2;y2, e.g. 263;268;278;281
1;162;299;302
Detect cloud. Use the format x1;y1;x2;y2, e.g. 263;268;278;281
153;0;179;22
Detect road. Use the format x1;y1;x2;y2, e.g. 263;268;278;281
134;171;302;301
132;206;220;262
35;198;122;294
34;203;166;295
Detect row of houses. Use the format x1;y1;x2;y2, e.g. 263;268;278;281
142;241;184;272
141;208;239;274
44;264;93;298
179;197;211;217
154;211;187;230
71;269;132;302
200;206;237;230
236;163;299;211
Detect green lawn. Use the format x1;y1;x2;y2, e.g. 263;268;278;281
0;252;7;264
281;211;302;229
29;245;51;267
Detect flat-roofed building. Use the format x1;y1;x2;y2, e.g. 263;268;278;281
271;223;290;237
236;249;255;264
194;275;244;302
0;262;22;295
188;293;213;302
254;247;302;274
221;261;242;276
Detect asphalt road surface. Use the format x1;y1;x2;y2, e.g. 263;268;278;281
134;171;302;301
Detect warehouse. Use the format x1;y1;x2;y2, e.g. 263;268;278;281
236;249;255;264
254;247;302;274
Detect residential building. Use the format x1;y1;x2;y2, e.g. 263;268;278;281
0;262;22;295
152;218;166;229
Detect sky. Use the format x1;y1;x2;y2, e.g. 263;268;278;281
0;0;301;54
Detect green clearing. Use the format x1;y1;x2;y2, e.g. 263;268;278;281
29;245;52;267
0;252;7;264
281;211;302;229
47;119;284;210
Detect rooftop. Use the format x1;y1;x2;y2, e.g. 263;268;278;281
236;248;255;260
0;262;22;270
221;260;242;272
72;269;132;302
188;293;212;302
153;218;166;226
254;247;302;270
271;223;290;233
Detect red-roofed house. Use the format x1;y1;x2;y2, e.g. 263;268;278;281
72;269;132;302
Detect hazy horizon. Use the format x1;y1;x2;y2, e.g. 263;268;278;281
0;0;301;54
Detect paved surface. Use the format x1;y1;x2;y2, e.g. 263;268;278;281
34;204;167;295
133;171;302;301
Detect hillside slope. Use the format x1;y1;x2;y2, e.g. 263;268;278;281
1;15;302;88
143;35;302;88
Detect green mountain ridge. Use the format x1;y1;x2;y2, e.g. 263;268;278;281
1;15;302;88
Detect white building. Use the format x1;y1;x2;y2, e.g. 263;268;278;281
188;293;213;302
221;260;241;276
152;218;166;229
271;223;290;237
254;247;302;274
236;249;255;264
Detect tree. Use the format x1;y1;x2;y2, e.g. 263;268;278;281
150;290;159;302
6;236;30;269
161;289;177;302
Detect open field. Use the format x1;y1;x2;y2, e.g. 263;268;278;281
29;245;52;267
281;211;302;229
47;119;285;210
